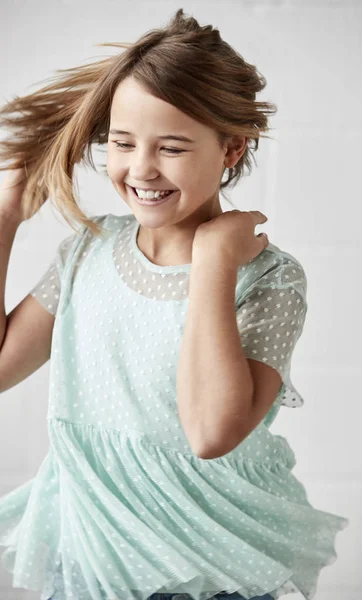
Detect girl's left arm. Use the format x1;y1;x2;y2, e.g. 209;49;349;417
176;254;282;460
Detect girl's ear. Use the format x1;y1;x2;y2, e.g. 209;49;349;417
224;136;248;169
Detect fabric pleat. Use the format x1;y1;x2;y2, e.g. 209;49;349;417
0;417;348;600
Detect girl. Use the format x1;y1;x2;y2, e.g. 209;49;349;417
0;8;349;600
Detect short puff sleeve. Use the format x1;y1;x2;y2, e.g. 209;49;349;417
235;245;308;410
29;215;111;315
29;231;81;316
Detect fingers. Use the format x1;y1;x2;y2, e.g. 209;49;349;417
256;231;269;247
249;210;268;223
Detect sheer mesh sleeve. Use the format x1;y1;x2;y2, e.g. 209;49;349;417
236;253;308;409
28;215;111;316
29;232;80;316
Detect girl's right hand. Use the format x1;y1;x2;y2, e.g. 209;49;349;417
0;167;28;225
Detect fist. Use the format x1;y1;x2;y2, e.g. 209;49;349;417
192;210;269;267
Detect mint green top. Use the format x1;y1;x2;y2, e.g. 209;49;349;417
0;213;349;600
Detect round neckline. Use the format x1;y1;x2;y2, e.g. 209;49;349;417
129;218;192;274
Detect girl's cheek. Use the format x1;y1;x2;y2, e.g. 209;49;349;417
107;163;125;184
106;151;123;177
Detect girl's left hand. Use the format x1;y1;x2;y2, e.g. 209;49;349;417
192;209;269;268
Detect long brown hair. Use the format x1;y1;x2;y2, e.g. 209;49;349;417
0;8;277;237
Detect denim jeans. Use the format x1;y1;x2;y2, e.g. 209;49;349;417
146;593;274;600
46;593;274;600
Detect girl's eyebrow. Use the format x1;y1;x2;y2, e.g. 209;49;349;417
108;129;195;143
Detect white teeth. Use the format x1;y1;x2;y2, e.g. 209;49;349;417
135;188;173;199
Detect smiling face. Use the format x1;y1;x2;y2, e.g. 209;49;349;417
107;76;231;230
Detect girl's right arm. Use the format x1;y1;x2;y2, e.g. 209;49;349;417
0;168;55;394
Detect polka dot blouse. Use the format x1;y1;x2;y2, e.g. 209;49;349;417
0;213;349;600
29;213;307;413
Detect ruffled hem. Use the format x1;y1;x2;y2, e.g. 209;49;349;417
0;418;349;600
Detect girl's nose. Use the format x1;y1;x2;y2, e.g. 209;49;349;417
128;150;160;181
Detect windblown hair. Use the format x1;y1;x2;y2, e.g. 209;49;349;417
0;8;277;237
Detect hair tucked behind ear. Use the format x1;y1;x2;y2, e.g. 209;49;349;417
0;8;277;237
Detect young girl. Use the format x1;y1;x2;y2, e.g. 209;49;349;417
0;8;349;600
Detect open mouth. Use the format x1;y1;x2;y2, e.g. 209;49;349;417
128;185;178;206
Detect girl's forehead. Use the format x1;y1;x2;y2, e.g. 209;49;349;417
111;89;179;121
109;78;217;142
111;78;165;110
109;102;210;143
110;78;192;124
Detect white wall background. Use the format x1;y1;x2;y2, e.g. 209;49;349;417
0;0;361;598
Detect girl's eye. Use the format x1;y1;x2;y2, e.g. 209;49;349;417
112;142;184;155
